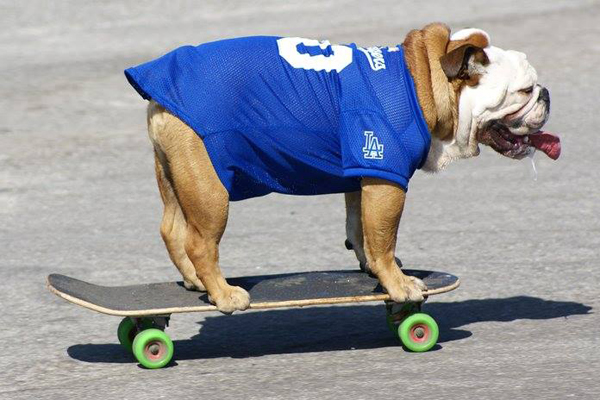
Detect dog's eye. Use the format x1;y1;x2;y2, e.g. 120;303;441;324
519;86;534;94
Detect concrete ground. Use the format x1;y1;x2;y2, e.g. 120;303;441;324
1;1;599;399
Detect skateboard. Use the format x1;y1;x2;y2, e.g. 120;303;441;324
47;269;459;368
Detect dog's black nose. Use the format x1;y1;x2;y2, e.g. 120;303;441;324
539;87;550;112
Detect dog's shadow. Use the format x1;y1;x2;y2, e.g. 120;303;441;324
67;296;591;363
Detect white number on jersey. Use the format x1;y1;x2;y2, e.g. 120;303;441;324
277;37;353;73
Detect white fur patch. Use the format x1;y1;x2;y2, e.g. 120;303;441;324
450;28;491;45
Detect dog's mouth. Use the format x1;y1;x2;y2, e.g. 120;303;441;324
477;122;561;160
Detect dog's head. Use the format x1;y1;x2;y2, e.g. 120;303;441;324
407;25;560;171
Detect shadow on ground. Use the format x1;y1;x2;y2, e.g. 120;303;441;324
67;296;592;363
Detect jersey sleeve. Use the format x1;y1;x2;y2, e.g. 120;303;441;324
339;110;428;192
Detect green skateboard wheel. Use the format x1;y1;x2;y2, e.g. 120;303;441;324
132;328;174;369
117;317;155;352
398;313;439;352
117;317;136;351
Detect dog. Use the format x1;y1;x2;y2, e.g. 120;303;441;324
125;23;560;314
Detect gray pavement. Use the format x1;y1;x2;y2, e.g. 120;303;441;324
1;1;599;399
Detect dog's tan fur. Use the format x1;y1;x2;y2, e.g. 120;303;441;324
147;23;488;313
403;23;490;140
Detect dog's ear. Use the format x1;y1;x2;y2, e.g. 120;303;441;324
440;44;489;81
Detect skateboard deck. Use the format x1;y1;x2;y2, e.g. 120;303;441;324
47;269;459;317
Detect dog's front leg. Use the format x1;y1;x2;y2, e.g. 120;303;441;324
360;178;426;302
345;191;403;273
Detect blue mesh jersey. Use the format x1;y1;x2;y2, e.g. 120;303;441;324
125;36;431;201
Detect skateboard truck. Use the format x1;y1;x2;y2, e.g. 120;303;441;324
133;315;170;331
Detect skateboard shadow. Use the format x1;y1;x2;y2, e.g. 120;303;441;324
67;295;591;363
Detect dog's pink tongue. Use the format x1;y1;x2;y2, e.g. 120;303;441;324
529;132;561;160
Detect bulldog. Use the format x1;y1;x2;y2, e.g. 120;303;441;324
125;23;560;314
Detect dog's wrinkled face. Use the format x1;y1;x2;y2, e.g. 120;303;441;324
465;46;559;160
423;29;560;171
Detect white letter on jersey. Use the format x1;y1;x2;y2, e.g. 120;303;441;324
358;47;386;71
363;131;384;160
277;37;353;73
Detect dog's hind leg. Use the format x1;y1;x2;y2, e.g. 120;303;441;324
345;191;368;269
153;150;205;291
147;102;250;314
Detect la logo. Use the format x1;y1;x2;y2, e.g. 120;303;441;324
362;131;384;160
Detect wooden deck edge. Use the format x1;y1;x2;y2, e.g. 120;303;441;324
47;276;460;317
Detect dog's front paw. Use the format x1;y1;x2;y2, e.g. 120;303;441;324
387;276;427;303
409;276;427;292
210;285;251;314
